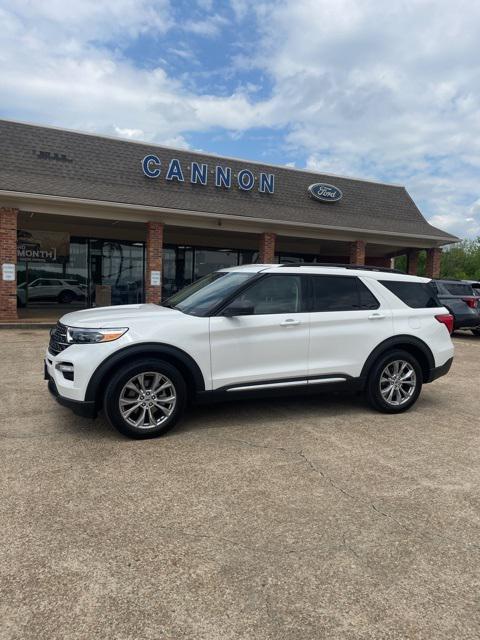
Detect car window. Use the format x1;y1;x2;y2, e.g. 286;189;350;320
380;280;439;308
166;271;255;316
311;276;379;311
443;282;475;296
225;275;303;315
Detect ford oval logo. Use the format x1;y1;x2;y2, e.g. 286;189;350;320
308;183;343;203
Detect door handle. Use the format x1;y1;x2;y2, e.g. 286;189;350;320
368;312;386;320
280;318;300;326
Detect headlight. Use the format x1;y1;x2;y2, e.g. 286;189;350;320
66;327;128;344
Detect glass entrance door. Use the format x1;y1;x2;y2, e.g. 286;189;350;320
89;239;145;307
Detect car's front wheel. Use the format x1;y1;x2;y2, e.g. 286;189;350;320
103;359;186;438
366;350;422;413
471;328;480;336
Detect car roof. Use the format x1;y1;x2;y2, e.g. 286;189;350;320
221;264;431;283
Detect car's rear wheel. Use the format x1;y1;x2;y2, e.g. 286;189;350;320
58;290;75;304
366;350;422;413
103;359;186;438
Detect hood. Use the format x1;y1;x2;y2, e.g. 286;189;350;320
59;304;180;328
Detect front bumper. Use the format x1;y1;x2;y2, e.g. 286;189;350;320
425;357;453;383
46;366;97;418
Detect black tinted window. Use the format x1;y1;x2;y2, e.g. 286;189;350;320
380;280;439;308
226;275;303;315
443;283;474;296
311;276;379;312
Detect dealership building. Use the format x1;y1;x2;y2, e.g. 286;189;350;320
0;119;458;322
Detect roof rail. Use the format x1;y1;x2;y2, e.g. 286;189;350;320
277;262;403;274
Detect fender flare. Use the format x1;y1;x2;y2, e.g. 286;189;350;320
85;342;206;403
360;335;435;382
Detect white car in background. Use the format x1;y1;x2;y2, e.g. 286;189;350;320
45;264;455;439
18;278;86;306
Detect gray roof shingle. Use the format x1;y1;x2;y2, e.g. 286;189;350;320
0;119;457;243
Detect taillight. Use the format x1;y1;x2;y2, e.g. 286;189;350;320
462;296;477;309
435;313;454;334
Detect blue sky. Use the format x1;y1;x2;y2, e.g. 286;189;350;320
1;0;480;239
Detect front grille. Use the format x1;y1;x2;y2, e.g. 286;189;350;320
48;322;69;356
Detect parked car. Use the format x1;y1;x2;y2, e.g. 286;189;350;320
463;280;480;298
17;278;86;306
45;264;454;439
431;279;480;335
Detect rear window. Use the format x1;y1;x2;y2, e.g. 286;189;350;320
311;276;379;311
379;280;439;308
442;282;474;296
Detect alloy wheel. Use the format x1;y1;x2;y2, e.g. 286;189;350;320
119;371;177;429
379;360;417;406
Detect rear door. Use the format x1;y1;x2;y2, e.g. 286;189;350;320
209;274;310;389
308;275;394;378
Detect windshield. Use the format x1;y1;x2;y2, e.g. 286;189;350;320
163;271;255;316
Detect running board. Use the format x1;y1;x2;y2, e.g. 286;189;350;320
226;377;347;393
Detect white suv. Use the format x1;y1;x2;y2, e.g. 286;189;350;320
45;264;455;439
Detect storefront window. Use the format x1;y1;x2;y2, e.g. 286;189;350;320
89;240;144;306
162;246;194;299
17;238;88;311
162;246;257;299
16;231;258;312
193;249;238;279
17;236;144;311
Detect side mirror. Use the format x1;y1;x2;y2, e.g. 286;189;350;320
223;300;255;317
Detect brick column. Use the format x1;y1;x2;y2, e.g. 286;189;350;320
349;240;365;265
0;208;18;321
425;247;442;278
407;250;420;275
259;232;276;263
145;221;164;304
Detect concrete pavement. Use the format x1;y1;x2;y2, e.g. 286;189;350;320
1;329;479;639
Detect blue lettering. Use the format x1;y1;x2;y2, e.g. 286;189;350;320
142;154;161;178
215;165;232;188
259;172;275;194
191;162;208;185
166;158;184;182
238;169;255;191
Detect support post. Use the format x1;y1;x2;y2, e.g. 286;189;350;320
145;221;164;304
259;232;276;263
0;208;18;321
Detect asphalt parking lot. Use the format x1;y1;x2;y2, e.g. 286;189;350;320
1;329;479;640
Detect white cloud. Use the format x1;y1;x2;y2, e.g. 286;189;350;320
183;15;229;38
1;0;480;238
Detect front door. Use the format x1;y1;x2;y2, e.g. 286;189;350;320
209;274;310;389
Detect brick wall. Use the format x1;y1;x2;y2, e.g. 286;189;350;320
349;240;366;265
0;208;18;321
425;247;442;278
407;250;420;275
145;221;164;304
259;232;276;263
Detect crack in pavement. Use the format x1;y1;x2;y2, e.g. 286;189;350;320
210;434;480;554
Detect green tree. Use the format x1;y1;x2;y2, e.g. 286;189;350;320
395;239;480;280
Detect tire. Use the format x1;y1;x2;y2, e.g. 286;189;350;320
103;359;186;439
471;329;480;336
58;290;75;304
365;349;423;414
